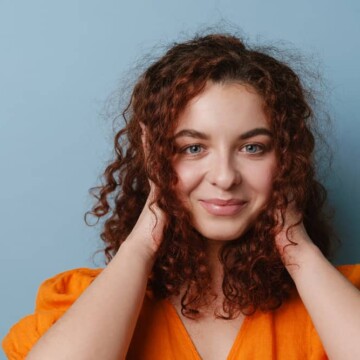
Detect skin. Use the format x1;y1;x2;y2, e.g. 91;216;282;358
172;82;277;244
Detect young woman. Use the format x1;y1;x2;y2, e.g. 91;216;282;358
3;33;360;360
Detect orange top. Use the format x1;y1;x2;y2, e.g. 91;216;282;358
3;265;360;359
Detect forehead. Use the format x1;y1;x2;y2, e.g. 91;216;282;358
174;82;270;135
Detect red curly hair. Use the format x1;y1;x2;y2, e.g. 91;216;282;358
87;33;335;320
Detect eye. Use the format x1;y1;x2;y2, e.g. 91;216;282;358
242;144;264;154
182;144;203;154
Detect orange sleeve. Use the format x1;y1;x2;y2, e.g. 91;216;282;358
309;264;360;359
2;268;102;360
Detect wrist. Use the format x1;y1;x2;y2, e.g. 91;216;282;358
117;240;157;271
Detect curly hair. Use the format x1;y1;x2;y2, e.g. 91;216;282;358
87;33;335;320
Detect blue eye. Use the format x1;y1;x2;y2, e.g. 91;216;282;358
183;145;203;154
243;144;263;154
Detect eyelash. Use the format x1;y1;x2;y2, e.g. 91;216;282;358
179;143;266;156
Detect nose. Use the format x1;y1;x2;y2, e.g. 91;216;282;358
206;154;242;190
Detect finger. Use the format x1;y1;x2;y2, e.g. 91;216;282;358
139;122;149;159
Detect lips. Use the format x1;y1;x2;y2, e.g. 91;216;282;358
199;198;247;216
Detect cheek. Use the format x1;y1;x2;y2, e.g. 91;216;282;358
245;159;276;195
173;162;203;195
262;163;277;195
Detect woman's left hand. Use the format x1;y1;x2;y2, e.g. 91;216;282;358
274;204;319;278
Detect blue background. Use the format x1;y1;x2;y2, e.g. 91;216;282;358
1;0;359;356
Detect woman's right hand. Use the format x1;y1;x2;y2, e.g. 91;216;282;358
125;181;166;260
122;122;166;261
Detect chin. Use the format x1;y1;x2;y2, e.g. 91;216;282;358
196;227;246;242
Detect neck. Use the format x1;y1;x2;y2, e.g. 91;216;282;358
205;240;227;298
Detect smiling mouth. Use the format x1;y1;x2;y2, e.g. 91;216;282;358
199;200;248;216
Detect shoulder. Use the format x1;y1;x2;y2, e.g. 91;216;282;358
336;263;360;287
2;267;103;360
33;267;103;311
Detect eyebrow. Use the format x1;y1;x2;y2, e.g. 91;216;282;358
173;127;272;140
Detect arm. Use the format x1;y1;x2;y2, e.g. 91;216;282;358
26;194;163;360
277;216;360;360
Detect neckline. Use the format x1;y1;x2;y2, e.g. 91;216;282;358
162;298;250;360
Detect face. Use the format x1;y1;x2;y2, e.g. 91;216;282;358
172;82;277;242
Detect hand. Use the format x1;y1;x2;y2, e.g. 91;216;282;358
124;123;166;259
274;204;316;276
127;183;166;254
